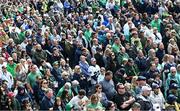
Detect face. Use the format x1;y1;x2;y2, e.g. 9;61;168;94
42;80;48;88
105;75;112;81
171;69;176;76
31;65;37;72
118;85;126;94
96;86;102;92
132;108;141;111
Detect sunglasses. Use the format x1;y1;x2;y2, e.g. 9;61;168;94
43;82;48;84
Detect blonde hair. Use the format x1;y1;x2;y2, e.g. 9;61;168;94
131;76;138;89
74;65;81;73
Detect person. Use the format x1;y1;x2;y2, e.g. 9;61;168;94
128;102;141;111
53;97;64;111
99;70;116;100
40;88;54;110
165;94;180;111
114;83;135;110
6;57;17;78
167;83;180;103
68;89;88;110
7;92;21;110
165;67;179;97
136;86;153;111
149;83;165;110
88;58;101;86
135;76;148;95
26;65;42;94
87;94;104;110
0;65;14;89
94;84;109;108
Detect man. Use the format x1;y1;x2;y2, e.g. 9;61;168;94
116;47;129;66
114;83;135;110
88;58;101;86
165;67;179;97
69;89;88;110
112;37;121;54
125;58;139;82
26;65;42;93
167;83;180;103
136;86;153;111
6;57;17;78
135;76;148;95
33;44;47;66
79;55;90;78
128;102;141;111
100;70;116;100
135;50;148;72
40;88;54;110
150;14;161;32
0;65;14;89
149;83;165;110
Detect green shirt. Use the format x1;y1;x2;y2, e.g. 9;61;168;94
87;102;103;110
150;19;162;32
112;43;121;54
84;29;92;42
27;72;42;88
7;63;17;77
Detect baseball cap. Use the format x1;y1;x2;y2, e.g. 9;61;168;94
170;83;179;89
137;76;146;81
167;94;177;104
152;83;160;89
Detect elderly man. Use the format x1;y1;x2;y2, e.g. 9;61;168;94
165;67;179;97
136;86;153;111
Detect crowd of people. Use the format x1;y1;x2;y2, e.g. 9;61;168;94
0;0;180;110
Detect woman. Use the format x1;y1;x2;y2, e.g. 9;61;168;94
53;97;64;111
38;79;49;103
15;63;27;83
61;89;71;109
94;84;109;108
60;59;73;76
43;68;56;90
167;38;179;55
131;76;138;94
87;94;104;110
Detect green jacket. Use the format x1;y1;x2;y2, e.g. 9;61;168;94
125;64;139;77
56;86;72;97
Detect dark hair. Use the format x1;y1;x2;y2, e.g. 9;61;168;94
105;70;113;76
78;89;86;96
95;84;102;92
61;89;69;100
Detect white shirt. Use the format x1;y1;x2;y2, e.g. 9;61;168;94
149;91;165;110
0;70;14;89
88;64;101;85
69;95;88;110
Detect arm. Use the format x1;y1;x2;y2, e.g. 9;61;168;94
124;96;135;104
